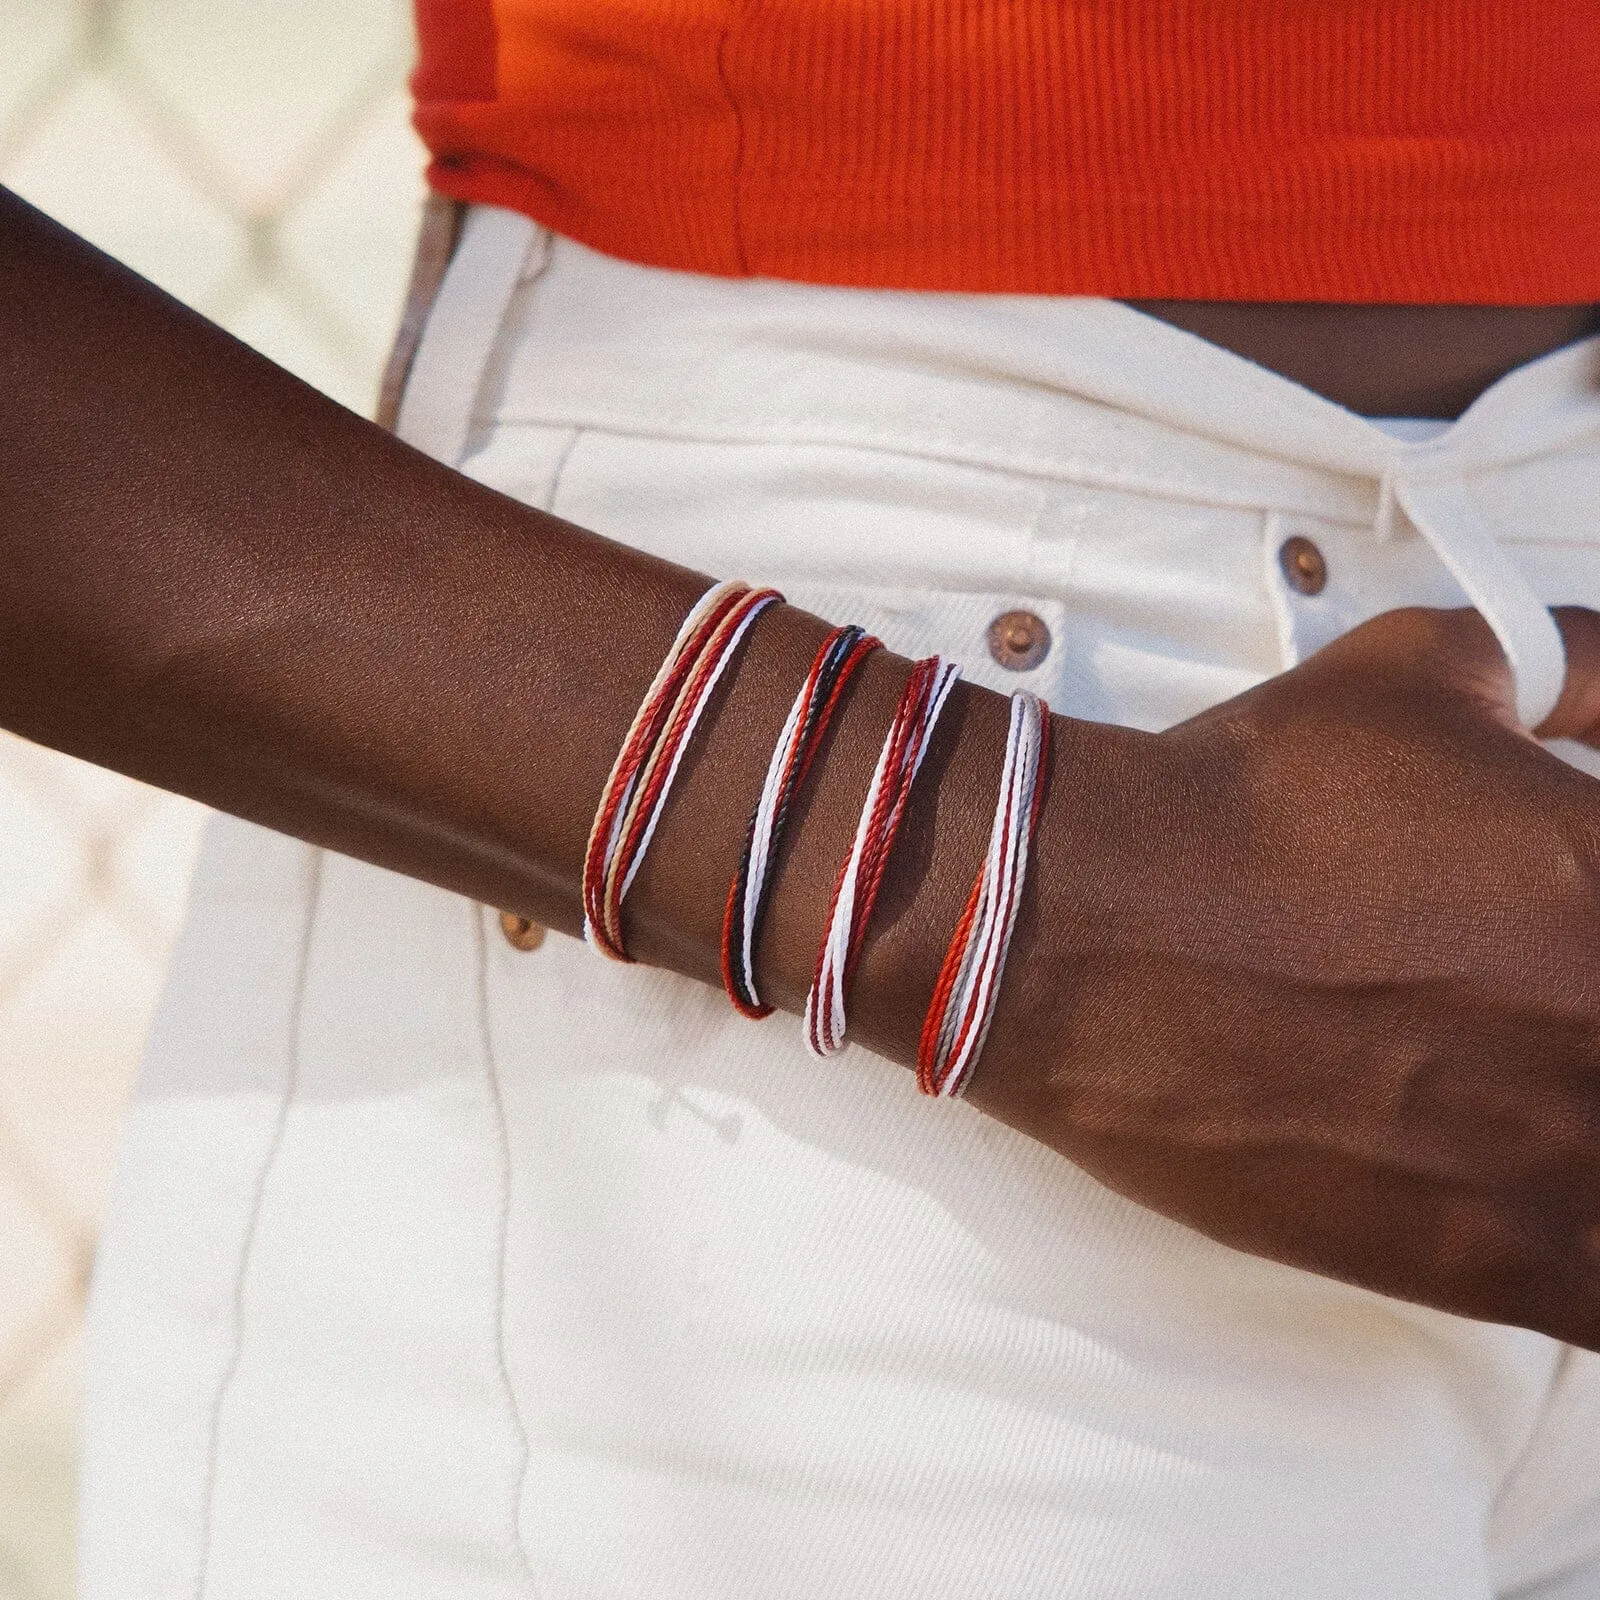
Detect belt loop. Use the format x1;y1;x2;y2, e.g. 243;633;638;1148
375;194;465;433
394;203;547;468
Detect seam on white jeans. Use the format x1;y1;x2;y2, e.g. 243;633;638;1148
475;410;1373;528
1490;1345;1577;1524
474;906;540;1593
1260;510;1301;673
542;427;584;517
1022;487;1087;591
193;846;324;1600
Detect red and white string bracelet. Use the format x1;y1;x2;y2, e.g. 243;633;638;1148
583;579;782;961
804;655;962;1057
721;624;881;1018
917;689;1051;1098
586;585;1045;1095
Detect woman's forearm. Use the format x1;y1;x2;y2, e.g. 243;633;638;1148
0;185;1020;1064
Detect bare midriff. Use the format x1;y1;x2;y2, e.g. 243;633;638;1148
1125;301;1600;421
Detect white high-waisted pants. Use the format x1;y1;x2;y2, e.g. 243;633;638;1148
82;207;1600;1600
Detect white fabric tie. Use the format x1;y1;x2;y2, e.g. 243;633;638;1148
1375;444;1567;729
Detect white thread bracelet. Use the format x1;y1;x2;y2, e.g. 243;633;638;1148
584;580;780;959
805;655;961;1057
917;688;1050;1097
722;625;878;1017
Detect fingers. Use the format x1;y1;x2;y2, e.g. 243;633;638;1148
1350;605;1600;745
1538;606;1600;746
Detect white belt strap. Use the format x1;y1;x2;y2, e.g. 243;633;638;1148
1379;460;1567;730
395;204;545;468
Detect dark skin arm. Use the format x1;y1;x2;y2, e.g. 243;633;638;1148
5;185;1600;1345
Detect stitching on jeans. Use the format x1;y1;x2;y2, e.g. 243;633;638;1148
476;412;1376;525
542;427;583;517
1260;509;1301;674
193;846;324;1600
1487;1343;1577;1527
474;906;540;1592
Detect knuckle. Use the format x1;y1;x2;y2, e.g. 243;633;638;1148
1345;606;1501;691
1353;604;1440;651
1423;605;1500;667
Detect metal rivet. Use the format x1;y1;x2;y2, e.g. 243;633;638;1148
1278;535;1329;596
498;910;546;952
987;610;1052;671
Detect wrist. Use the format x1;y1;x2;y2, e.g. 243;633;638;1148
956;714;1160;1132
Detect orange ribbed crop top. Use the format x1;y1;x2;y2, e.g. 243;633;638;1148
412;1;1600;303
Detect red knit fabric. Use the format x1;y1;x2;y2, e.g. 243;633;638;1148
413;1;1600;302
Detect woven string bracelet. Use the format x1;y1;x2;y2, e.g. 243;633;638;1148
805;655;962;1057
917;689;1051;1098
721;624;882;1018
583;580;782;960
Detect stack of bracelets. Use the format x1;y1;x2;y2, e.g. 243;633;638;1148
580;579;1052;1098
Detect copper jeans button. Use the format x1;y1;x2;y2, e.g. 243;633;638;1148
987;610;1051;671
498;911;546;951
1278;535;1329;596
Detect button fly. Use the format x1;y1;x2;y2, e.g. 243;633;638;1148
987;610;1051;671
1278;535;1328;596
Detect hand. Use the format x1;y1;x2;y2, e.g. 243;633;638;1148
970;605;1600;1348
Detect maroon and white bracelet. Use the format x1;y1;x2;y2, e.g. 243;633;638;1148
917;689;1051;1097
583;580;781;961
721;624;881;1018
804;655;962;1057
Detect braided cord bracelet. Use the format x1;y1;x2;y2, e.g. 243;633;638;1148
805;655;962;1057
583;580;781;961
917;689;1051;1097
722;624;882;1018
586;589;1044;1095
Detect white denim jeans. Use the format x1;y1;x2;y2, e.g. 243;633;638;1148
82;206;1600;1600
